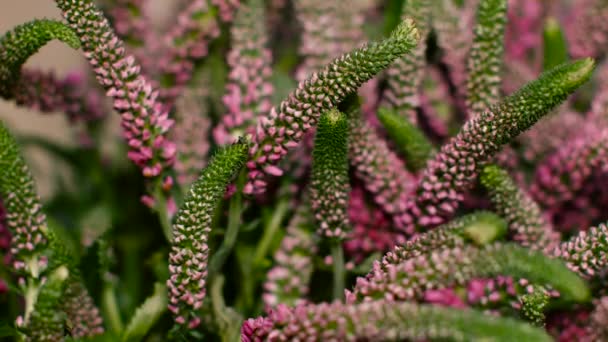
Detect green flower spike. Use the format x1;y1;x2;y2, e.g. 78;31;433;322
263;203;316;307
382;211;507;267
481;164;560;252
381;0;431;125
465;0;507;117
0;19;80;98
245;19;420;195
310;109;350;240
351;243;590;304
0;121;103;339
243;300;552;341
168;141;249;329
402;59;595;233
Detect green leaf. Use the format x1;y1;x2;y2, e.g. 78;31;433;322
121;282;167;342
377;107;435;171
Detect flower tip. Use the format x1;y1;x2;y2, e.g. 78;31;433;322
391;18;420;45
563;58;596;88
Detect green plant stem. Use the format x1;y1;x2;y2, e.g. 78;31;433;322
332;243;345;301
210;275;242;342
155;184;172;242
253;199;290;265
208;175;244;279
102;281;124;335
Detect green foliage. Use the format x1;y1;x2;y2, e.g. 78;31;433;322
377;107;435;171
122;282;167;342
0;19;80;97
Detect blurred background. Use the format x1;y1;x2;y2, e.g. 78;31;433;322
0;0;179;197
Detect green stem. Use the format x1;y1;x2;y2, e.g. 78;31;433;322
102;281;124;335
210;275;242;342
208;175;244;279
155;184;173;242
252;199;290;265
331;243;345;301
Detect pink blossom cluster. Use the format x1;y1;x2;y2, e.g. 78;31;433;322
348;114;417;232
106;0;157;75
504;0;543;63
56;0;177;191
156;0;228;107
172;86;211;188
263;206;316;307
14;69;105;123
213;0;274;145
343;186;406;263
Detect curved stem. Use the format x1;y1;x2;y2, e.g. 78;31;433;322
253;199;290;265
154;183;172;242
208;174;244;279
331;243;345;301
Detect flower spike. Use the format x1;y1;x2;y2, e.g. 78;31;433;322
0;121;103;338
481;165;560;252
242;300;552;341
465;0;507;117
168;141;249;329
214;0;274;145
0;19;80;98
553;223;608;280
173;84;211;189
54;0;177;204
293;0;368;81
399;58;595;233
381;212;507;267
245;19;420;195
589;297;608;341
381;0;431;125
263;203;316;307
0;121;49;269
531;129;608;211
13;69;106;123
310;109;350;239
347;105;417;230
432;0;476;99
350;243;590;304
542;17;569;71
156;0;237;107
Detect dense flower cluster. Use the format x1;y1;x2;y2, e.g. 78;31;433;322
3;0;608;340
